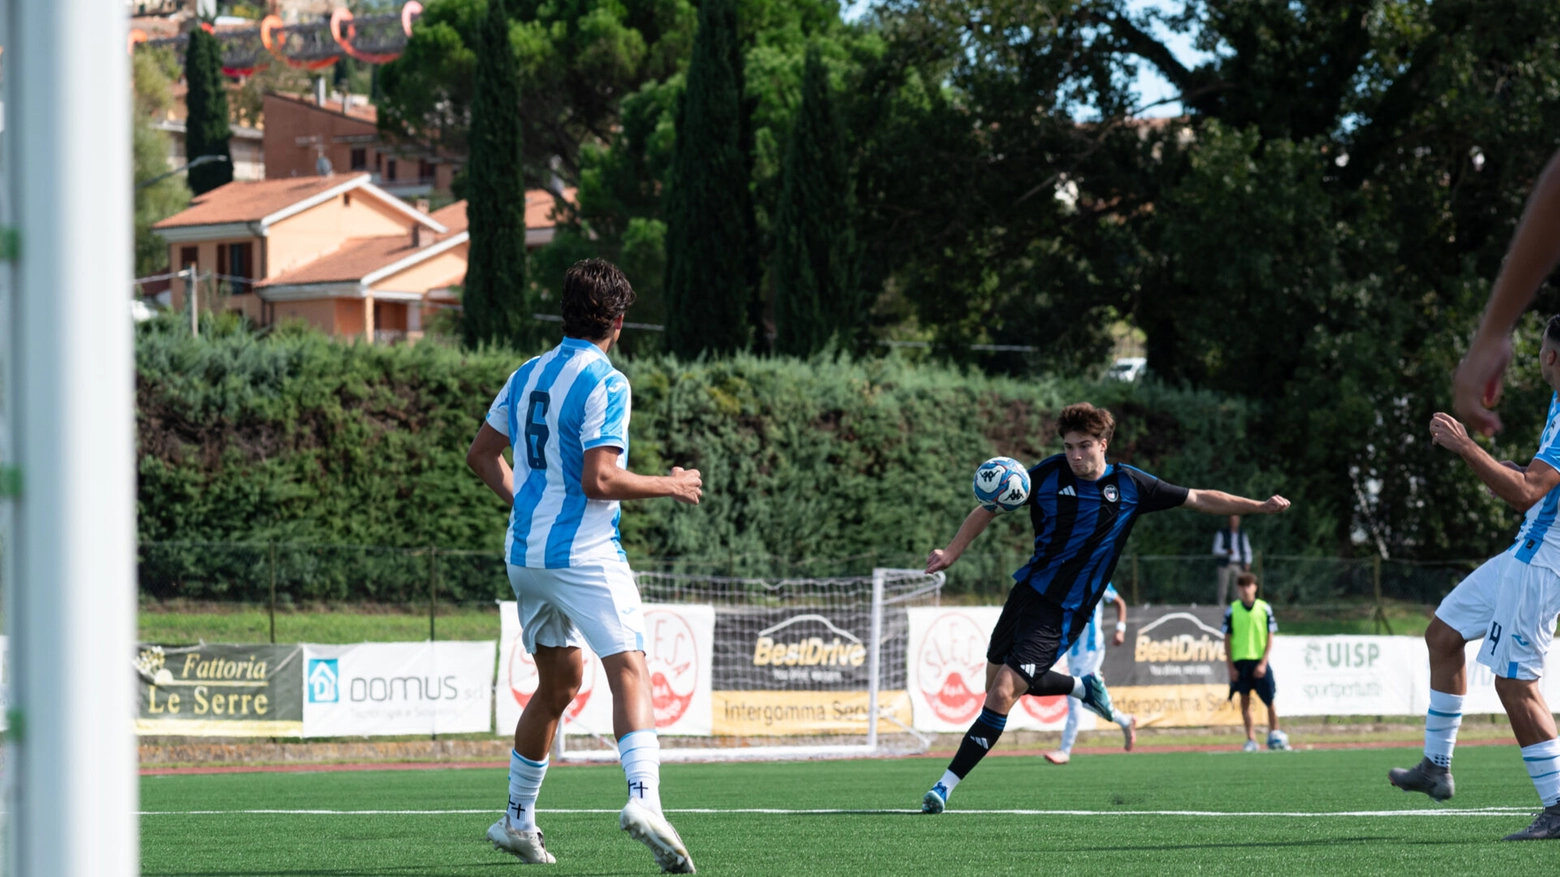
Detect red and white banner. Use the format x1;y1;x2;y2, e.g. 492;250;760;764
906;607;1086;732
496;602;715;736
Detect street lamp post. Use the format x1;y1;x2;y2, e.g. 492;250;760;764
135;153;228;192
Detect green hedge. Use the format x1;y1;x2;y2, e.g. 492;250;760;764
136;318;1325;598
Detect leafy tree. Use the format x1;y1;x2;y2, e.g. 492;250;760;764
377;0;695;182
183;26;233;196
461;0;534;350
662;0;755;357
133;48;192;278
771;44;855;356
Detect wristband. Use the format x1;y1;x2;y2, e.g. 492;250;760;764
1115;621;1127;633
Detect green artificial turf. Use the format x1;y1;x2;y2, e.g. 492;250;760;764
141;745;1559;876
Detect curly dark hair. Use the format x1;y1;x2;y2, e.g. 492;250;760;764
1546;314;1560;346
561;259;636;340
1056;402;1115;443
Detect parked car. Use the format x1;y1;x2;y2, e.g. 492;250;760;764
1106;356;1146;381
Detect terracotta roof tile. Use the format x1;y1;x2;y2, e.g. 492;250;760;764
256;236;460;288
153;174;368;228
265;91;379;123
428;188;577;236
428;201;467;234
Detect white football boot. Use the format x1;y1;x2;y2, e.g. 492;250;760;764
487;816;556;864
620;800;696;873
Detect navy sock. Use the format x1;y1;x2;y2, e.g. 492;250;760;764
947;708;1008;780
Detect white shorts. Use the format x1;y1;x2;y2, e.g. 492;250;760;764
1065;647;1103;678
505;562;646;658
1436;553;1560;680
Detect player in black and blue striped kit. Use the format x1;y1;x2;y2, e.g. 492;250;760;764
921;402;1291;813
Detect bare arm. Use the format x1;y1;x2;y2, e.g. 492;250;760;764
1256;627;1274;676
1454;150;1560;435
925;506;999;574
465;423;515;505
1183;490;1291;516
582;447;702;504
1112;598;1127;646
1430;412;1560;512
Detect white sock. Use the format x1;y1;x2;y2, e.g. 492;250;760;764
619;729;663;812
1521;739;1560;807
1424;690;1464;768
506;749;547;831
1070;676;1085;699
1060;699;1081;754
1115;712;1135;730
937;769;961;794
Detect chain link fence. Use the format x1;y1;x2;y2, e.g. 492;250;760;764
137;540;1484;616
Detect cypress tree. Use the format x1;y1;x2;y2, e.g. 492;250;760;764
771;45;855;357
663;0;754;358
461;0;534;350
183;27;233;196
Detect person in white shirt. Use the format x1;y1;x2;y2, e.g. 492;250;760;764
1212;515;1252;605
466;259;703;871
1044;583;1137;764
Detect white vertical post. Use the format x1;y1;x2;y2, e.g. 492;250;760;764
867;568;885;750
6;1;138;876
186;266;197;338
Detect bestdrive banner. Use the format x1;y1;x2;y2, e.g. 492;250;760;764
1099;604;1245;726
711;607;914;736
136;643;303;736
497;602;715;736
302;641;496;736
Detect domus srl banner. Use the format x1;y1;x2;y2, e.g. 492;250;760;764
906;607;1083;733
496;602;715;736
135;643;303;736
302;641;495;737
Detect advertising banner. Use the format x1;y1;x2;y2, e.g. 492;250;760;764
302;641;495;737
1099;604;1243;726
135;643;303;736
709;606;913;736
906;607;1083;733
496;602;715;736
1270;636;1418;716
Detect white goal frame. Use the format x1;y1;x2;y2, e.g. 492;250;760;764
552;567;942;764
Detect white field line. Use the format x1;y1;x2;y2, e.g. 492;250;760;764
139;807;1541;818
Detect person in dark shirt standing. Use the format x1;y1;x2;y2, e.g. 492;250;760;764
920;402;1291;813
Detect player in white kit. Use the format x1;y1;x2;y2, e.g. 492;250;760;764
466;259;703;870
1389;315;1560;841
1044;583;1137;764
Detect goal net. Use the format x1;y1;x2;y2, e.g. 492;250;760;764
547;567;944;763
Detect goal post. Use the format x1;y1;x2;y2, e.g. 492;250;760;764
548;567;943;763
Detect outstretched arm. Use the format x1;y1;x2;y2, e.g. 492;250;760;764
926;506;999;574
1183;490;1291;516
1430;412;1560;512
582;447;703;504
1454;149;1560;435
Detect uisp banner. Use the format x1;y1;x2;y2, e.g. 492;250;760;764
497;602;715;736
302;641;495;736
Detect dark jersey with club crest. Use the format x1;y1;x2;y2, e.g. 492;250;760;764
1012;455;1187;633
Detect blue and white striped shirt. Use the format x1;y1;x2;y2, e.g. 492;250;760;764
1514;391;1560;570
486;337;631;569
1067;583;1121;660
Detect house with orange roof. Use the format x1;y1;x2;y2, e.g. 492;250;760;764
152;172;574;342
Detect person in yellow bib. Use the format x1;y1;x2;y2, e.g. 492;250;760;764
1224;573;1288;751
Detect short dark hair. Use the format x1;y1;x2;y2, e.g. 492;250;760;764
561;259;636;340
1545;314;1560;347
1056;402;1115;443
1237;572;1258;589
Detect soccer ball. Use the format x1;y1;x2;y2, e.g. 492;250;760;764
1267;729;1291;751
973;457;1031;513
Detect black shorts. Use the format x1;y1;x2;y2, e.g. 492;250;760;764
1229;659;1276;706
986;584;1068;691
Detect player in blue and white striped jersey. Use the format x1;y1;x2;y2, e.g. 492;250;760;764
466;259;703;871
1392;314;1560;841
1044;583;1137;764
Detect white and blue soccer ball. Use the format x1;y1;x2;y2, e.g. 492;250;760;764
1267;729;1291;751
973;456;1031;513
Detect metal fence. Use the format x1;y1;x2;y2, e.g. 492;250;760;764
134;541;1483;615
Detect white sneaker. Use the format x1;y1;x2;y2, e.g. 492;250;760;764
620;800;696;873
487;816;556;864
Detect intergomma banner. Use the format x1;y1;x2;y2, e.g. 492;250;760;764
135;643;303;736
